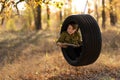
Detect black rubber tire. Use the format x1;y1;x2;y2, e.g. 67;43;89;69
61;14;102;66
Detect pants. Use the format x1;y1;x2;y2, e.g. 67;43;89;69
63;46;81;60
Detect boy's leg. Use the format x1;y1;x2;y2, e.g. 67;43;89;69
64;46;76;60
75;46;82;57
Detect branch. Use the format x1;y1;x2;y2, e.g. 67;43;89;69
0;0;14;14
0;1;6;13
16;0;24;5
14;0;24;15
0;0;7;25
14;4;20;15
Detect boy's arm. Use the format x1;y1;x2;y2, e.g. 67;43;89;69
62;43;79;47
56;32;66;43
77;32;82;45
56;42;68;48
56;32;68;48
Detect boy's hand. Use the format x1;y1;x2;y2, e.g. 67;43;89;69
57;42;67;48
61;45;67;48
56;42;62;46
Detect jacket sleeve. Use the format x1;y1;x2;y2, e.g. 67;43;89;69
56;32;66;43
77;32;82;45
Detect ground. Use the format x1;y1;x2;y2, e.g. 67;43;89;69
0;28;120;80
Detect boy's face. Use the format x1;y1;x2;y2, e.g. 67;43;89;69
67;25;77;35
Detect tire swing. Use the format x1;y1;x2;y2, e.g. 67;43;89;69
60;14;102;66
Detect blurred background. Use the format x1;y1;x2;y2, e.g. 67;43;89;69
0;0;120;80
0;0;119;31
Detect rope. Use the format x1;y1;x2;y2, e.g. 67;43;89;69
83;0;88;14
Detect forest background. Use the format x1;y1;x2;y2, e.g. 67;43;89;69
0;0;120;80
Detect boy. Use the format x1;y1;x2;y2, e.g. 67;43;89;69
56;23;82;48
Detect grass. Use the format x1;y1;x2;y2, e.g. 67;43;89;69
0;28;120;80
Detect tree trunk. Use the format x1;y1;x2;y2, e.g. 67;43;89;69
0;2;5;25
109;0;117;26
46;4;50;28
1;18;4;25
34;5;42;30
102;0;106;29
59;9;62;23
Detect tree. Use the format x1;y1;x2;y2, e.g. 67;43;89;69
0;1;5;25
0;0;42;30
25;0;42;30
0;0;66;30
0;0;22;25
43;0;64;28
102;0;106;29
46;4;50;28
44;1;50;28
55;1;64;23
33;5;42;30
109;0;117;26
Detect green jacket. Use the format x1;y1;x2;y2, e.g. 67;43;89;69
57;31;82;45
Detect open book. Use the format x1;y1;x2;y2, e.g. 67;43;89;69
61;43;80;47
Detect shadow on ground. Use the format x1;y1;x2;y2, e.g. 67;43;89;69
0;30;58;67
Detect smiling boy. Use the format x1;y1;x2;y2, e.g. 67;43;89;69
56;23;82;48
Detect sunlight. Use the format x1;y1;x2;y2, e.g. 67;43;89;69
72;0;88;13
16;0;95;14
48;0;89;13
72;0;95;14
17;1;26;11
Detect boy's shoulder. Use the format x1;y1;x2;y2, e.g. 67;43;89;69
61;31;68;35
73;32;81;37
61;31;67;33
75;31;79;34
73;32;79;35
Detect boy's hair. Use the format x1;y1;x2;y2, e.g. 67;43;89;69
69;23;79;29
